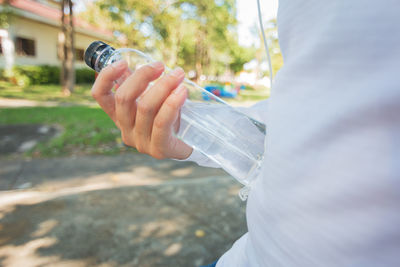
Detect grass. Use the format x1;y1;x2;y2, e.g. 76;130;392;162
198;82;270;103
0;106;136;158
237;88;270;101
224;87;270;105
0;81;94;104
0;82;127;158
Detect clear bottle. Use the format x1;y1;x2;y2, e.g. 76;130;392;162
85;41;266;198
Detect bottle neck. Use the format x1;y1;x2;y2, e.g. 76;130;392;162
94;46;115;72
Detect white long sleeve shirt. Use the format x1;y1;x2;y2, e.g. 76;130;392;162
187;0;400;266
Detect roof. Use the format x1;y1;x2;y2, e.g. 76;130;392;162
2;0;113;39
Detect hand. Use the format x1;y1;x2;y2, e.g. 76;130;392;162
91;60;193;160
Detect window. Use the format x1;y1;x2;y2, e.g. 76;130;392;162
75;48;84;61
57;46;85;61
16;37;36;56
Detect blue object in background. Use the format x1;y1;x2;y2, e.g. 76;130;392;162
203;84;237;100
220;90;237;98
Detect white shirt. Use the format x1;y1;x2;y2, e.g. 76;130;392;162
187;0;400;266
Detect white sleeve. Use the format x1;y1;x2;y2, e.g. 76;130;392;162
235;99;268;125
176;99;269;168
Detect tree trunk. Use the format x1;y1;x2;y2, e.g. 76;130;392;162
195;30;204;83
59;0;75;96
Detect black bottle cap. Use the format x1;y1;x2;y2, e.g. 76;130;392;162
84;41;112;69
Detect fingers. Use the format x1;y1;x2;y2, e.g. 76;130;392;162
92;60;192;160
151;84;192;159
91;60;128;121
134;67;185;152
114;61;164;135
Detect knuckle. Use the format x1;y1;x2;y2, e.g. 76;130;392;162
114;92;127;105
137;101;153;116
153;117;168;130
165;98;180;110
91;88;99;100
115;86;138;104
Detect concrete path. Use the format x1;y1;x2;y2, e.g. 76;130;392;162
0;154;247;267
0;98;96;108
0;98;60;108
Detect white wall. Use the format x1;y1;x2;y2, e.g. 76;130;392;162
0;16;111;69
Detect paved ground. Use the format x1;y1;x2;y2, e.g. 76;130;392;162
0;98;63;108
0;154;247;267
0;98;96;108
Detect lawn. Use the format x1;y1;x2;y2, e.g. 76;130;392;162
0;82;133;158
0;81;94;104
236;88;270;102
0;106;134;158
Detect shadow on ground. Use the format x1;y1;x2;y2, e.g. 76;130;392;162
0;154;227;191
0;178;246;266
0;154;247;267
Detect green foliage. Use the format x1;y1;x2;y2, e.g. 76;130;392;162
229;45;255;74
0;68;5;80
76;68;97;84
0;0;14;28
0;65;96;86
81;0;254;77
0;106;130;157
13;65;61;85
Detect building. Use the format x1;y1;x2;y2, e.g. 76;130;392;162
0;0;113;71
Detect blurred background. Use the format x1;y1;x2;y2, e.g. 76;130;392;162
0;0;280;266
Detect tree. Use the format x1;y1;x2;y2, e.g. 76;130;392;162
177;0;238;79
80;0;254;80
0;0;13;28
229;44;255;74
59;0;75;96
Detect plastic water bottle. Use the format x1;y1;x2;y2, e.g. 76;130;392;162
85;41;266;198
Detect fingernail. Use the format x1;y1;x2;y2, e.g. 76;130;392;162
173;84;186;95
111;60;126;70
149;61;164;70
169;67;184;78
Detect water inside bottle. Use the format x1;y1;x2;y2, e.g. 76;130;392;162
177;100;265;185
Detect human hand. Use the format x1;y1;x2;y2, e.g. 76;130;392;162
91;60;193;160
